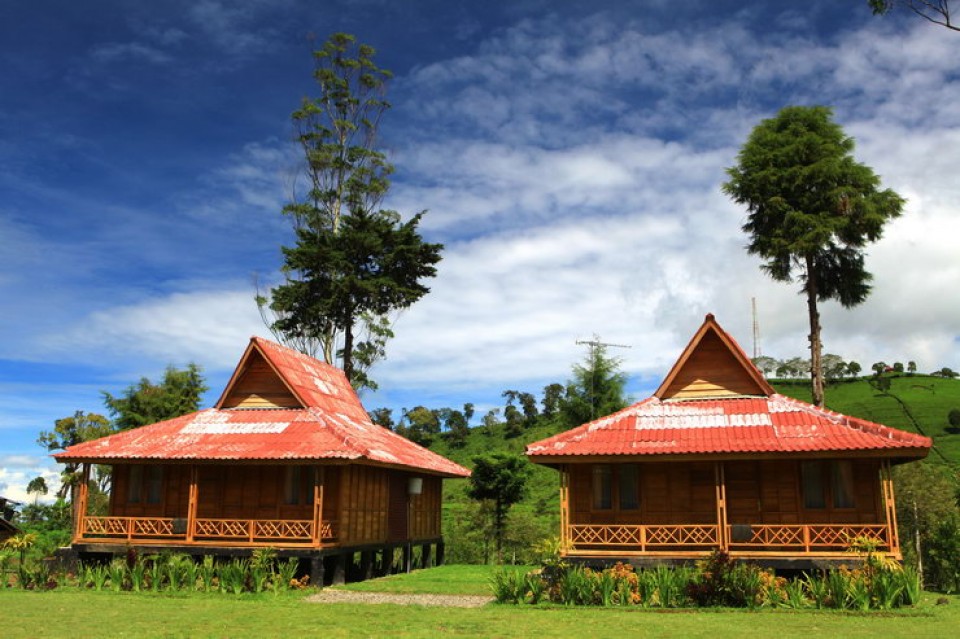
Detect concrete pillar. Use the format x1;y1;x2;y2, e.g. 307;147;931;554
360;551;374;580
332;552;346;586
309;555;325;589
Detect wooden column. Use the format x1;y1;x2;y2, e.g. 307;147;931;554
74;463;91;543
186;465;198;543
559;467;570;552
312;466;325;547
881;460;900;555
714;461;728;551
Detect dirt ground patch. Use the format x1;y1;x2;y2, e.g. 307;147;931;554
306;589;494;608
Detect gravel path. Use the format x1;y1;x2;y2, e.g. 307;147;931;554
306;589;494;608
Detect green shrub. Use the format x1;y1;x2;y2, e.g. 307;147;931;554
490;568;527;604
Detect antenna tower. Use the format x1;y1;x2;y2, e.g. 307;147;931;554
751;297;761;359
575;335;631;420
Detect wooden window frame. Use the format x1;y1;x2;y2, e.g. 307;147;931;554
590;463;641;513
800;460;857;513
126;464;164;505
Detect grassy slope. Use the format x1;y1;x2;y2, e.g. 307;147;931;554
773;375;960;466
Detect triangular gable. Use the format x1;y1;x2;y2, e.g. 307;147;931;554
655;314;773;400
216;339;304;409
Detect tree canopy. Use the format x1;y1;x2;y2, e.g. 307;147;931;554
467;453;531;563
103;364;207;430
560;339;629;426
723;105;904;407
261;32;442;390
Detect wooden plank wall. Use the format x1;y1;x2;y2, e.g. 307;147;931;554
568;460;883;526
660;331;763;399
338;465;389;545
568;462;715;525
409;476;442;540
219;351;301;409
110;465;190;518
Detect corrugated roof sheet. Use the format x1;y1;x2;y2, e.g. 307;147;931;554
55;338;470;478
527;394;930;460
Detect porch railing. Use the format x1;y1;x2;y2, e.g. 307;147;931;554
726;524;889;552
80;516;338;546
569;524;719;551
566;523;890;554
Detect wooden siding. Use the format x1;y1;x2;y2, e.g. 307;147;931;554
338;465;389;545
660;331;765;399
409;476;442;540
219;350;301;409
568;462;716;526
569;459;883;528
103;462;443;548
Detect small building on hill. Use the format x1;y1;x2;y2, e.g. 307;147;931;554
0;496;20;543
526;314;931;568
54;337;470;584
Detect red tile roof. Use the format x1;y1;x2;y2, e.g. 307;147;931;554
527;314;931;462
55;338;470;478
526;395;931;460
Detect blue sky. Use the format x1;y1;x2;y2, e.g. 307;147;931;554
2;1;958;502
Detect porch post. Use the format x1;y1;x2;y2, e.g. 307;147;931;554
880;460;900;555
312;466;325;547
714;461;728;552
559;466;570;552
186;465;198;543
74;463;91;542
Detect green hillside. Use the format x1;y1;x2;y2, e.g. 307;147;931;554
429;374;960;562
773;374;960;466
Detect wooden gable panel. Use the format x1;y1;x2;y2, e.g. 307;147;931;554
219;350;302;409
660;330;767;400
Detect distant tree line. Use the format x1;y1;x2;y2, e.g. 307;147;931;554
752;355;957;381
370;343;629;448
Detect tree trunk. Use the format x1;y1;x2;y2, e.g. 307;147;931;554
805;254;825;407
494;500;504;565
342;319;354;384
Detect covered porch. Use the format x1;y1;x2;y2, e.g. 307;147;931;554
557;458;900;563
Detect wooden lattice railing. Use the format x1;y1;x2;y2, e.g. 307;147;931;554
566;523;890;555
569;524;719;550
727;524;890;552
80;517;338;545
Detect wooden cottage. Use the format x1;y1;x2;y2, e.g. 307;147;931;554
54;337;469;584
526;315;931;568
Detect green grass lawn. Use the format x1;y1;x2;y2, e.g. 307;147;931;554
333;563;529;595
2;565;959;639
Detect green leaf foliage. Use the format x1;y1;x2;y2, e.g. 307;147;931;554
263;33;441;390
723;105;904;406
102;364;208;431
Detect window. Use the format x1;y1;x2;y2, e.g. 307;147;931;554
802;460;857;510
591;464;640;511
283;466;315;505
127;465;163;504
832;461;855;509
146;466;163;504
619;464;640;510
127;466;143;504
801;461;826;509
592;465;612;510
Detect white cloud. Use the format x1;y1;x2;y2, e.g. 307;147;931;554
0;457;62;505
